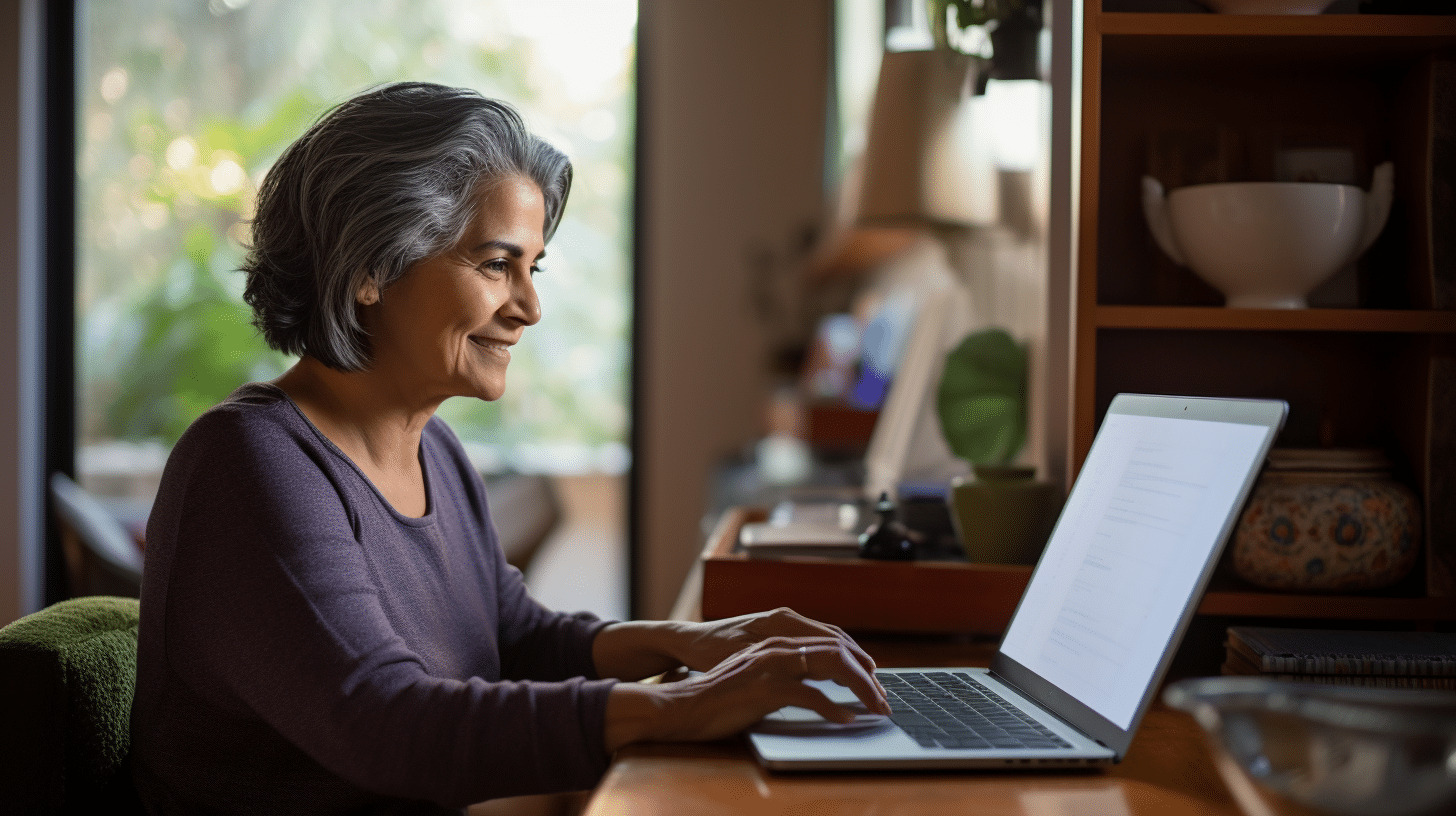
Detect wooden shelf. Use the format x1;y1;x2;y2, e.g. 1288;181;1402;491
1097;12;1456;68
1092;306;1456;332
1097;12;1456;38
1198;589;1456;621
697;508;1456;635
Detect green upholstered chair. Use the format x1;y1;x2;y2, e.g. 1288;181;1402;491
0;596;145;815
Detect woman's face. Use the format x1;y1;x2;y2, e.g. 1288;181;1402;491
360;175;545;406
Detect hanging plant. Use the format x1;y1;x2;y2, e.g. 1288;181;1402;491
928;0;1043;81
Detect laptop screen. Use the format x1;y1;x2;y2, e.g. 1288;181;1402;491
999;407;1274;729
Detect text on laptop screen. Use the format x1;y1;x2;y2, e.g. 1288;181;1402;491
999;412;1271;729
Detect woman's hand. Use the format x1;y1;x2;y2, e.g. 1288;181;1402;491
603;633;892;751
592;608;878;683
674;607;874;675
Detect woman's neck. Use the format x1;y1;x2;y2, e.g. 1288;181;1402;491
272;357;439;517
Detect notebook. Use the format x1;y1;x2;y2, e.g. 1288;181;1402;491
747;393;1288;770
1224;626;1456;690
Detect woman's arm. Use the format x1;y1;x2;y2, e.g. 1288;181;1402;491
149;408;616;806
589;619;694;680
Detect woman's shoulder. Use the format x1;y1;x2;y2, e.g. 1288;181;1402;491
420;416;490;501
221;380;290;407
172;382;314;458
421;415;475;474
421;413;463;449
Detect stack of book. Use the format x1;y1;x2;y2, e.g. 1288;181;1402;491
1224;626;1456;690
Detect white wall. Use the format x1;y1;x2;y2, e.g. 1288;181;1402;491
635;0;832;619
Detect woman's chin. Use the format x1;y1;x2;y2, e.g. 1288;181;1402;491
469;383;507;403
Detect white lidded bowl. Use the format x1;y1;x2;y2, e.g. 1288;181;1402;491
1142;162;1392;309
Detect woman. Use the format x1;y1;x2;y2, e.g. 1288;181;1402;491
131;82;889;815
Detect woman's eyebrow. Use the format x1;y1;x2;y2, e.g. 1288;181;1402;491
469;239;546;261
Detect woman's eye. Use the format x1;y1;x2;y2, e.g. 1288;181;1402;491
477;259;543;277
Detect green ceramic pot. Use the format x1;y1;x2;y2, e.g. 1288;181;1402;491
949;465;1063;565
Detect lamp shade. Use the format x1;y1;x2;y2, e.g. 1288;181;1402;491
857;49;993;228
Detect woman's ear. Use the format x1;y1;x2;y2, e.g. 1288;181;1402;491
356;277;381;306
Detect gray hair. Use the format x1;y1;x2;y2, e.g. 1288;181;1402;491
241;82;572;371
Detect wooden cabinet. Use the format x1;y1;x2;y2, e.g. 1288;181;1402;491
1073;3;1456;621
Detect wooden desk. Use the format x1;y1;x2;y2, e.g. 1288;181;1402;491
583;637;1247;816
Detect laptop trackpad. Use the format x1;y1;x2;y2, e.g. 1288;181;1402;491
755;687;892;736
755;707;891;735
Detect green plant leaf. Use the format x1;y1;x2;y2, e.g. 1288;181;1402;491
936;327;1026;466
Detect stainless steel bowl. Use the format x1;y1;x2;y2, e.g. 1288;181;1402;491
1164;676;1456;816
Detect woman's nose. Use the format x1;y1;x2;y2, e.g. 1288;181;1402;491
506;271;541;326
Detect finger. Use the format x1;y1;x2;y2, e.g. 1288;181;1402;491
772;615;882;684
834;635;880;687
754;634;875;677
785;684;858;724
795;643;892;717
759;608;847;642
812;623;880;681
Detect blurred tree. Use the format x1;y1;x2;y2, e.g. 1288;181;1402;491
78;0;635;483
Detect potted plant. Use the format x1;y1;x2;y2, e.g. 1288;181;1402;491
936;327;1061;564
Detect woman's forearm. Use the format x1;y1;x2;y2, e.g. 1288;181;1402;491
591;620;695;680
603;682;672;751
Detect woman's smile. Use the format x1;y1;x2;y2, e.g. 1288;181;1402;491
468;336;513;356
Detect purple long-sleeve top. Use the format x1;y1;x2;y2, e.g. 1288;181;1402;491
131;383;618;814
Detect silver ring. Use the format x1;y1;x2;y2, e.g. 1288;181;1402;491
798;646;809;675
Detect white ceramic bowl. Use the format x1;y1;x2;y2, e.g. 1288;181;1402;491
1142;163;1392;309
1202;0;1335;13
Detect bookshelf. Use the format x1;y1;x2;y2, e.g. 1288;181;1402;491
1073;3;1456;622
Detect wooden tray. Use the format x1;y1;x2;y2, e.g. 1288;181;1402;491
698;507;1032;635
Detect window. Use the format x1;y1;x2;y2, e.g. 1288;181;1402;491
75;0;635;615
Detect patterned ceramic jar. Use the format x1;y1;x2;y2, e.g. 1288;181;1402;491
1231;449;1421;592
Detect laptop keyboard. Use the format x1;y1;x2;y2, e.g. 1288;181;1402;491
876;671;1073;751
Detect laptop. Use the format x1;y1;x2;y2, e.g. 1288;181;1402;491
748;393;1288;770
